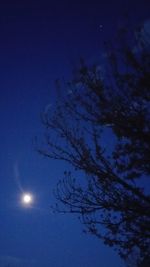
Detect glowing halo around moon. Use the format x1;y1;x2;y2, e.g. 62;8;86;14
21;193;33;206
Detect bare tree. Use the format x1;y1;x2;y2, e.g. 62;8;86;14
38;24;150;264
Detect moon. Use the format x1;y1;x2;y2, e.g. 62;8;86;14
22;193;33;206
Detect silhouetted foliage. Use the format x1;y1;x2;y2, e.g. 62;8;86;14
39;23;150;265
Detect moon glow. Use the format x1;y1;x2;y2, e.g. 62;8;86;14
22;193;33;205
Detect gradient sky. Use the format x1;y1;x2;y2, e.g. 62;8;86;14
0;1;149;267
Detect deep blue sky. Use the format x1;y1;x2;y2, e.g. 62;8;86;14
0;1;149;267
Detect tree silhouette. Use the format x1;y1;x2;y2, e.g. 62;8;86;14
39;24;150;265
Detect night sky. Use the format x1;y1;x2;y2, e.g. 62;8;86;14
0;1;149;267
